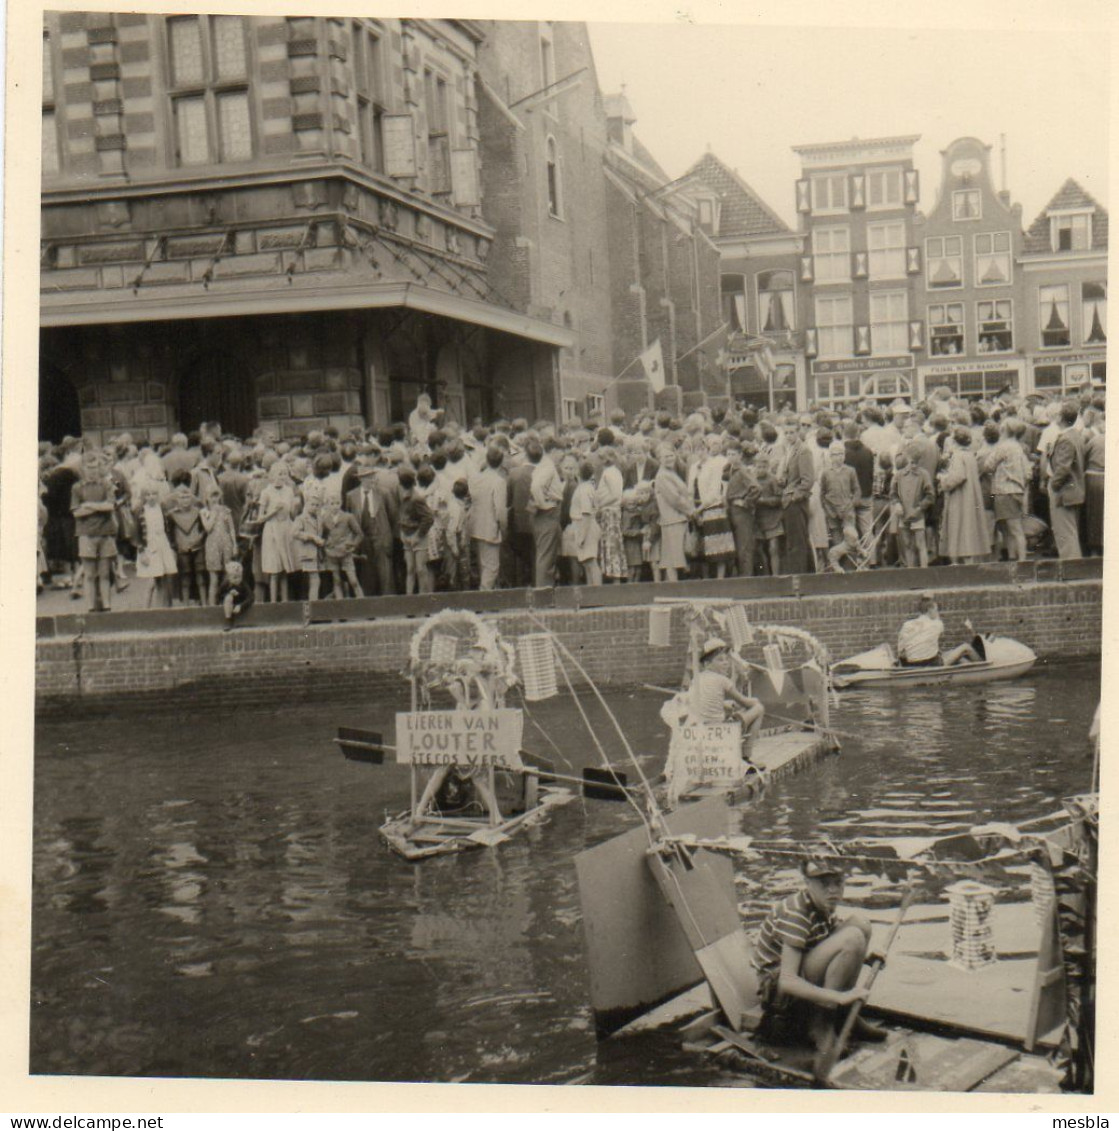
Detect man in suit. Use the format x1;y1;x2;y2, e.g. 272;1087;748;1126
345;460;395;596
782;421;817;574
1047;401;1086;559
527;438;564;588
506;451;535;588
468;445;508;591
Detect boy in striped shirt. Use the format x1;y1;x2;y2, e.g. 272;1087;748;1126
752;852;885;1077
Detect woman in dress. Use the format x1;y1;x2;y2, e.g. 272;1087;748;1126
653;443;694;583
134;485;177;608
259;461;296;602
807;427;832;572
937;428;991;565
693;432;735;579
595;446;627;582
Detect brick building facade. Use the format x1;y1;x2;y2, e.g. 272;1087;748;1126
39;13;572;445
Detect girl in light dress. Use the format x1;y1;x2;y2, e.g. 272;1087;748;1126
571;460;602;586
259;462;296;603
291;495;325;600
201;486;238;607
134;484;177;608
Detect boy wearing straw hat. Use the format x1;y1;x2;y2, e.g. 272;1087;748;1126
691;638;765;759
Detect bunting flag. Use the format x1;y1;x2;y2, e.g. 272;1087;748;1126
639;339;665;393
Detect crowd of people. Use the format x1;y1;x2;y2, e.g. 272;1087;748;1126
38;385;1105;617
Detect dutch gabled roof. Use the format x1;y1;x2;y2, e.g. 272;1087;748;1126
1023;178;1109;253
683;150;791;238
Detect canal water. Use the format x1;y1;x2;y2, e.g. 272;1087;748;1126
31;659;1098;1085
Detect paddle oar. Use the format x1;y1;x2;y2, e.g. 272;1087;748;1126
818;884;917;1084
333;727;632;800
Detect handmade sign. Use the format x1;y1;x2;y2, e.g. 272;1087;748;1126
664;720;743;805
395;709;525;770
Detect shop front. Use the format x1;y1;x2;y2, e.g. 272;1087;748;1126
917;358;1025;402
1029;350;1107;399
809;355;915;410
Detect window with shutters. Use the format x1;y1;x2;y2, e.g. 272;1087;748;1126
866;167;902;210
351;22;385;173
977;299;1013;353
926;236;963;288
1039;284;1071;348
42;31;60;174
1051;212;1092;252
928;302;965;356
1082;282;1107;345
952;189;981;220
167;15;252;166
424;67;451;194
546;135;563;218
812;226;849;283
815;294;853;359
867;221;906;279
811;173;847;214
974;231;1011;286
870;291;908;355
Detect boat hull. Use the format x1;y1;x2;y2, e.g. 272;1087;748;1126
832;636;1037;689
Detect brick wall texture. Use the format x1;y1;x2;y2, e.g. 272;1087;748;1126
36;578;1101;715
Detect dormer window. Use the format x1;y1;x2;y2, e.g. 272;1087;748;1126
1051;211;1092;252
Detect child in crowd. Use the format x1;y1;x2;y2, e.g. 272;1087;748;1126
217;559;254;629
398;467;435;595
621;486;647;583
321;496;364;598
871;451;895;566
725;442;760;579
819;441;860;564
291;495;325;600
753;452;784;577
637;480;660;577
166;469;204;604
135;484;177;607
201;486;238;607
570;460;602;586
259;462;296;603
890;449;934;568
441;479;471;590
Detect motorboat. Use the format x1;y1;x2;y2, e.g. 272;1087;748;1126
831;634;1036;690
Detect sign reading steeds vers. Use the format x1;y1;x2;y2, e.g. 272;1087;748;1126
671;721;743;785
395;710;525;771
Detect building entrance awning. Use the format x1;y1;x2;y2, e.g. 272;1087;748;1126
39;280;575;349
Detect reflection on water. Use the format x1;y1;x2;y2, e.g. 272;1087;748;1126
32;659;1098;1084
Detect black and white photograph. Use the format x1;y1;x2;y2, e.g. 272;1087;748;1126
5;0;1110;1112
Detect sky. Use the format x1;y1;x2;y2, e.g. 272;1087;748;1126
586;20;1110;231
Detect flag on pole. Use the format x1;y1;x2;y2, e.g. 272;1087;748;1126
640;339;665;393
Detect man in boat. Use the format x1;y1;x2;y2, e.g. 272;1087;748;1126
752;851;886;1078
896;595;981;668
691;637;766;759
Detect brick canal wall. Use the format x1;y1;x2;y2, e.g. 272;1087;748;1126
35;560;1103;715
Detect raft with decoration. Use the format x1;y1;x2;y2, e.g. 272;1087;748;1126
648;599;840;808
576;792;1096;1092
334;610;575;861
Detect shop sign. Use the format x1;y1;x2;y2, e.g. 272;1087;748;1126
1030;351;1104;368
812;355;913;375
920;359;1023;376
